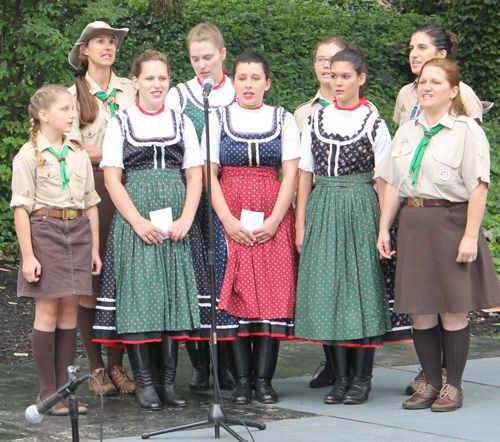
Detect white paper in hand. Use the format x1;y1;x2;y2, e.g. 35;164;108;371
240;209;265;231
149;207;173;240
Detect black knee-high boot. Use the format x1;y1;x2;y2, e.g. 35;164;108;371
324;345;352;404
185;340;210;390
126;343;162;411
152;338;187;407
252;336;280;404
217;341;236;390
343;347;375;405
227;337;252;404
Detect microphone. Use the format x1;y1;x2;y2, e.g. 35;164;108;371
203;78;215;98
25;375;88;424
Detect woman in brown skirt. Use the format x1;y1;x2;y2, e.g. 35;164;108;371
67;21;136;395
377;58;500;412
11;85;101;415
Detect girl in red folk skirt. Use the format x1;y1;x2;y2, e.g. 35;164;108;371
201;51;300;404
11;85;101;415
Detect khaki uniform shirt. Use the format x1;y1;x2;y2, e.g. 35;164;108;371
294;89;379;134
393;81;483;125
68;71;136;155
376;112;490;202
10;133;100;213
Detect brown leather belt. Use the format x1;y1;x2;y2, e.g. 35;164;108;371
404;197;463;208
31;208;83;219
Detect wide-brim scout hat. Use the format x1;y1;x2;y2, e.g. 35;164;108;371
68;21;129;69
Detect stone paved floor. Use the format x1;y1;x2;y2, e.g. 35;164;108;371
2;338;500;442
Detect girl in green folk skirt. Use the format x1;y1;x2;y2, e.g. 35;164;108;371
295;47;391;406
93;51;204;410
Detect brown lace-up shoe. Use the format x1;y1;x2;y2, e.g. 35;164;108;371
431;384;463;412
89;367;118;396
110;365;136;394
402;383;440;410
405;368;426;395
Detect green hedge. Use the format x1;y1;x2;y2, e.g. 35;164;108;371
2;0;499;267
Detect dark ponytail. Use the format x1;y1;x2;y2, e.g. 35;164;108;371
330;45;368;98
412;24;458;59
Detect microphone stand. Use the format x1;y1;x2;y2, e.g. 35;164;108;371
142;90;266;441
68;366;81;442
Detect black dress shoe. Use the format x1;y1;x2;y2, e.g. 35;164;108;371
253;378;278;404
231;377;252;404
324;377;351;404
343;375;372;405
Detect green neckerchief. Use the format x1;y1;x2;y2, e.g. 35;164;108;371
318;98;331;108
47;145;70;189
95;89;117;117
408;124;444;188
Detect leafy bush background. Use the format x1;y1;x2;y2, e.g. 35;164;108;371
1;0;499;268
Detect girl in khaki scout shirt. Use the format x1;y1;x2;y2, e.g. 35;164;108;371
67;21;136;396
294;37;348;135
11;85;101;415
394;23;482;126
377;59;500;412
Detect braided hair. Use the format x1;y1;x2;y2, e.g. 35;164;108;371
28;85;81;167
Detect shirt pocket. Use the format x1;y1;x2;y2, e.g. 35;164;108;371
36;167;60;180
36;167;61;201
391;142;414;180
432;148;463;188
81;121;103;146
71;168;87;202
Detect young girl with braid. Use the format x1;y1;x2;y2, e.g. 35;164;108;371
11;85;101;416
67;21;136;395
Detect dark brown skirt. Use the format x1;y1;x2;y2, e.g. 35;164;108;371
17;215;93;299
394;203;500;314
92;167;115;293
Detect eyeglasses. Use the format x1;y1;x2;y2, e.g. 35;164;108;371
314;56;332;66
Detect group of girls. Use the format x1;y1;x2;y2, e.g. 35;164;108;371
11;18;500;417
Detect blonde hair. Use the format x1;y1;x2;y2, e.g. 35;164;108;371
131;50;170;78
28;85;82;167
186;23;224;52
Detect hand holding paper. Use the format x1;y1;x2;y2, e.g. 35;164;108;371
149;207;173;240
253;216;280;244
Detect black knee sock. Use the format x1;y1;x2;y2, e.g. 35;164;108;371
442;325;469;390
412;325;442;390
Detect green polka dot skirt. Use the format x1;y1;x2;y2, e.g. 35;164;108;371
295;173;391;342
113;169;201;335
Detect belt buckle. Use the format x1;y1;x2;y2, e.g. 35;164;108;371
63;209;78;220
411;197;424;208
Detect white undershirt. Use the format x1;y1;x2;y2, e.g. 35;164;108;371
100;106;204;170
165;75;236;112
200;103;301;165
